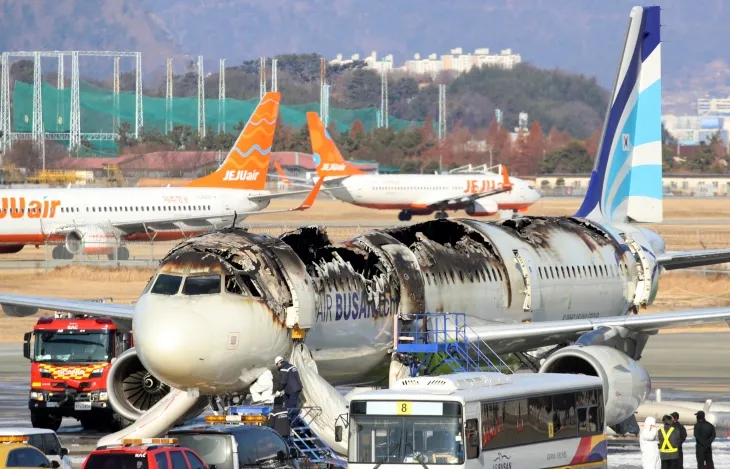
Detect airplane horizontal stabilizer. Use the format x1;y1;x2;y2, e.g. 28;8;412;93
656;249;730;271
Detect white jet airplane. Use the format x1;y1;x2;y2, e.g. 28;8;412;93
3;5;730;443
0;91;320;260
276;113;542;221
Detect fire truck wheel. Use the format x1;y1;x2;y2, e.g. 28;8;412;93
30;410;62;431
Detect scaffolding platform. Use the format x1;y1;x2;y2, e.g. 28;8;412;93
394;312;514;377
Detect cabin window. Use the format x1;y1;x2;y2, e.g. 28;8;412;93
561;266;566;278
151;274;183;295
182;275;221;296
593;265;598;277
549;266;554;279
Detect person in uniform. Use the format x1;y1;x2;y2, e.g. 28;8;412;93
658;415;680;469
671;412;687;468
268;395;290;440
693;411;716;469
274;356;303;411
640;416;660;469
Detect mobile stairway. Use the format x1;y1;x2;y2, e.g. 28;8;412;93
393;312;514;377
289;406;347;468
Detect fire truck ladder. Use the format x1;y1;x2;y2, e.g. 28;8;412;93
289;407;347;468
394;312;514;377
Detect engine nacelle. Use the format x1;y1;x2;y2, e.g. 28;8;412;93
465;198;498;216
65;226;117;255
538;345;651;426
107;348;173;422
0;244;24;254
1;304;38;317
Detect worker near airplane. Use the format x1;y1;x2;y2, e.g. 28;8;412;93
274;356;302;413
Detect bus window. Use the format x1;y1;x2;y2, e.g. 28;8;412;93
464;419;479;459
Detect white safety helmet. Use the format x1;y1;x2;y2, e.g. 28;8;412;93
274;356;284;366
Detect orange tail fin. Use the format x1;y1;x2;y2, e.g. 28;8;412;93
186;92;280;189
501;165;512;190
306;112;364;178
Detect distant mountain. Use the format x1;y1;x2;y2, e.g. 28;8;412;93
1;0;727;112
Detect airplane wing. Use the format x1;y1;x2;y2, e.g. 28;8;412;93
656;249;730;270
466;307;730;353
0;294;135;320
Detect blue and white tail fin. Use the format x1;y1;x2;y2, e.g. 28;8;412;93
574;6;662;223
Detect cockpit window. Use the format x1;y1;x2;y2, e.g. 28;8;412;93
151;274;183;295
183;275;222;295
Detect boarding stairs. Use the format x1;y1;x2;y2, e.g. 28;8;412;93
394;312;514;377
289;407;347;468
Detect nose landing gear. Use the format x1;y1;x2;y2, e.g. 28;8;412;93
435;211;449;220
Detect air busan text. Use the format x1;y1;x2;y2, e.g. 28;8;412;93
222;170;260;181
322;163;346;171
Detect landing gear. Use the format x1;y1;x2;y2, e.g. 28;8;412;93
397;210;413;222
51;245;73;260
30;409;62;431
108;246;130;261
435;211;449;220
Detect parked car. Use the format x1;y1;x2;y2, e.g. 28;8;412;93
170;423;299;469
81;438;207;469
0;435;61;469
0;429;71;469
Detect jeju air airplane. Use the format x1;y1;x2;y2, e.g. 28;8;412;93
276;112;542;221
0;92;322;260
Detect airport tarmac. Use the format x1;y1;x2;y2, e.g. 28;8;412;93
1;332;728;468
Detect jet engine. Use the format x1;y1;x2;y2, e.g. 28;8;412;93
0;244;24;254
538;345;650;426
106;348;208;424
465;198;498;216
65;226;118;256
0;304;38;317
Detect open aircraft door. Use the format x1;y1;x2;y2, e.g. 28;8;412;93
513;249;542;322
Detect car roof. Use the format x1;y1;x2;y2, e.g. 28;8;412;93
91;445;180;455
170;424;276;435
0;443;47;458
0;428;56;437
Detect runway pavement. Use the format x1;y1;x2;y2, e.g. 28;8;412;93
1;333;728;468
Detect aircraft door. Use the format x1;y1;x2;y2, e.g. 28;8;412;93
621;234;653;307
512;249;542;321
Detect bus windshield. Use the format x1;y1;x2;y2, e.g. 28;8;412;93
34;331;113;363
349;415;463;465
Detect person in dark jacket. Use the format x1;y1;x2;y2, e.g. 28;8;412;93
671;412;687;468
268;395;290;439
694;411;716;469
274;356;303;411
658;414;681;469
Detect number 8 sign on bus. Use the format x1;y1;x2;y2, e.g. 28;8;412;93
397;402;411;415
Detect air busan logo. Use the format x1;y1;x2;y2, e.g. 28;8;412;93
223;170;260;181
322;163;346;171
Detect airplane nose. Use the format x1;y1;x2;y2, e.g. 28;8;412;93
133;295;214;390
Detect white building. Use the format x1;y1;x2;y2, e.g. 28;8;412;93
331;47;521;77
698;96;730;116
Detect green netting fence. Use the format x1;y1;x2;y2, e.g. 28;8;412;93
12;81;424;155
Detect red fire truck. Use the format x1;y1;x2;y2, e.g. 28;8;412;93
23;312;133;431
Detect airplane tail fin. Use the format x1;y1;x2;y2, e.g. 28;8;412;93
574;6;662;223
186;92;280;190
306;112;364;178
273;161;292;185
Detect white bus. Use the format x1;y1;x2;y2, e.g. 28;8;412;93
336;372;607;469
